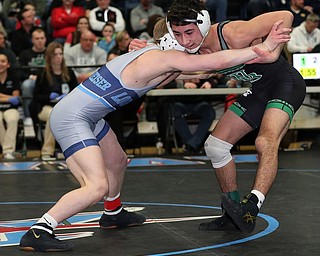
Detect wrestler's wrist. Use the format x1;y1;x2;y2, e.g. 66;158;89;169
260;42;272;53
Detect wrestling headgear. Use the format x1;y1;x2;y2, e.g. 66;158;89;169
159;33;185;51
166;10;211;53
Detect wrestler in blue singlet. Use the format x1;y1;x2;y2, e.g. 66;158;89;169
50;45;160;159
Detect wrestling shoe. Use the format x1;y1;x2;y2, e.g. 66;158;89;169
198;212;240;231
99;208;146;229
221;193;259;233
20;227;73;252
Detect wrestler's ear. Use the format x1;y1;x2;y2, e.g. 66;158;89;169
196;10;211;38
159;33;185;51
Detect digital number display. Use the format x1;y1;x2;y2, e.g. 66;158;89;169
293;53;320;79
300;68;317;78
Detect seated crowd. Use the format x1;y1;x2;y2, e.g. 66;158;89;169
0;0;319;160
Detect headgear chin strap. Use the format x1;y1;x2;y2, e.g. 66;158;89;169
185;37;204;53
159;33;185;51
166;10;211;53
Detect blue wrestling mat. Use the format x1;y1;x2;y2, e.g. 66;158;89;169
0;154;258;172
185;154;258;163
127;157;206;167
0;158;205;172
0;161;42;171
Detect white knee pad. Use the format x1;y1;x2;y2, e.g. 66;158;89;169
204;135;233;168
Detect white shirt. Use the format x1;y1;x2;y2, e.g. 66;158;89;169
89;6;125;33
287;21;320;53
64;44;107;77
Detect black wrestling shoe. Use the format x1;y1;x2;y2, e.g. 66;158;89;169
198;212;240;231
221;193;259;233
19;228;73;252
99;208;146;229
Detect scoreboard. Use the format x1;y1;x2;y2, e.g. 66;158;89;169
292;53;320;80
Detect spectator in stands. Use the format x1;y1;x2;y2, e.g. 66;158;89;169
30;42;78;160
305;0;320;14
0;18;7;38
139;14;163;43
154;72;225;154
64;29;106;83
64;16;91;51
151;80;177;153
287;0;312;27
130;0;164;38
97;22;116;55
1;0;24;34
15;3;43;30
50;0;85;44
8;8;35;56
89;0;125;37
41;0;61;28
171;78;216;154
287;13;320;53
0;31;20;71
18;27;47;127
203;0;227;22
0;52;21;160
107;30;132;60
4;1;47;20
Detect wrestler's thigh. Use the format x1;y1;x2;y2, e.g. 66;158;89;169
259;108;290;139
212;110;253;145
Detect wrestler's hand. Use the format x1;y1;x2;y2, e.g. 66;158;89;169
262;20;291;52
247;46;279;64
248;20;291;64
129;38;147;52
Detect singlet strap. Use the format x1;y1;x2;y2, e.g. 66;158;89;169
217;20;231;50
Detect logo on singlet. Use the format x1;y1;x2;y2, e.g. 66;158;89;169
89;71;111;91
218;64;262;83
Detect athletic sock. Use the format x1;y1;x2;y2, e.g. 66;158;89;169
251;189;265;209
227;190;240;202
31;213;58;234
103;193;123;215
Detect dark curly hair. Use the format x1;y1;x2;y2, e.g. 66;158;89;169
167;0;207;26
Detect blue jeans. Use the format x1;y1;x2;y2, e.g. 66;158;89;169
172;101;216;150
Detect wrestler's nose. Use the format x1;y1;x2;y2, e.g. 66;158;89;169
180;35;190;46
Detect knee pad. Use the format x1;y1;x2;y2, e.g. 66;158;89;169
204;135;233;168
